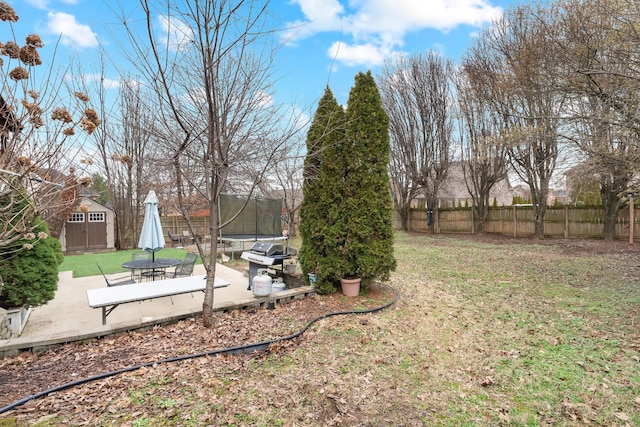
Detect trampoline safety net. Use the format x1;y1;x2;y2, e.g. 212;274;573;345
218;194;283;238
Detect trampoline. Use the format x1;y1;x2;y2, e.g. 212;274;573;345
217;194;287;257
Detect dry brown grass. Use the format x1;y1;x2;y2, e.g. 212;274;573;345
1;232;639;426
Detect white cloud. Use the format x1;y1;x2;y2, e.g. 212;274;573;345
84;73;120;90
328;41;390;67
297;0;344;27
287;0;503;67
255;90;273;108
46;11;98;49
282;0;344;44
25;0;49;9
158;15;194;52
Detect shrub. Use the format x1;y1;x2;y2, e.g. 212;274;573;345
0;218;63;307
300;73;396;293
299;86;347;294
339;71;396;288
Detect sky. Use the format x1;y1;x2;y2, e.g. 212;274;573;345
9;0;512;115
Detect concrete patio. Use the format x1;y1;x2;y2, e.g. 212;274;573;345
0;263;314;358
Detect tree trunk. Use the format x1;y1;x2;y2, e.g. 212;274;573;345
399;204;410;231
534;203;546;239
474;202;488;233
602;212;618;241
202;199;220;328
601;180;625;241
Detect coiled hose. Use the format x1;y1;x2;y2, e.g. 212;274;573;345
0;283;400;414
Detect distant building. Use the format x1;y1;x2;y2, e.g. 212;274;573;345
410;161;515;208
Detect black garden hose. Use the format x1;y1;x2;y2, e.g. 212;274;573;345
0;283;400;415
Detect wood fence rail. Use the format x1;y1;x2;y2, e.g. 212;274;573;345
393;205;640;241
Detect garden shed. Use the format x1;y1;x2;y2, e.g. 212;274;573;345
59;198;115;253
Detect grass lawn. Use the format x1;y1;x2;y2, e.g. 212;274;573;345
59;248;199;278
18;232;640;425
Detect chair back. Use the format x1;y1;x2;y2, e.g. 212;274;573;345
96;262;114;286
175;252;198;276
132;251;151;261
96;262;135;287
96;262;108;280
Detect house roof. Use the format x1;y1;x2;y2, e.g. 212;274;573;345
78;197;114;213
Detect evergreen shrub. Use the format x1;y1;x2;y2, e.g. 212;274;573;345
0;213;63;308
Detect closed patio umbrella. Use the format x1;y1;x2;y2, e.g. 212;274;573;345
138;190;164;261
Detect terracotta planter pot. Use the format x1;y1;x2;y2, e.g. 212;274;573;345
340;277;361;297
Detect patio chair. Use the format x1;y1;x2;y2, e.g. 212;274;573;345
131;251;152;281
170;252;198;278
96;262;135;287
182;230;195;244
167;229;183;247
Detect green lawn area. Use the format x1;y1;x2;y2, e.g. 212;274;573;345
27;233;640;425
59;248;198;278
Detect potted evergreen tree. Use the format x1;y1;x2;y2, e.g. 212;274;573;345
299;86;348;295
335;71;396;296
300;72;396;296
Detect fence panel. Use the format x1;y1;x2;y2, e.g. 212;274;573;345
437;209;473;233
397;205;640;240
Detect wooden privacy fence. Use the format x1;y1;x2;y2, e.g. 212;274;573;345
161;217;211;240
394;205;640;241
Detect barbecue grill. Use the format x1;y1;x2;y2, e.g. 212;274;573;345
240;241;290;289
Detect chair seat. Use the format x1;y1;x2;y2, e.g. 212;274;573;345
141;269;165;281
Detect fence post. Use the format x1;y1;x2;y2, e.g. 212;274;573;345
471;203;475;234
513;205;517;237
629;196;634;245
564;205;569;239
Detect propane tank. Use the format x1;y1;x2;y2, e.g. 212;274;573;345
252;268;272;297
272;277;285;293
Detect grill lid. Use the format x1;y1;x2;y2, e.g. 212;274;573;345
249;242;283;257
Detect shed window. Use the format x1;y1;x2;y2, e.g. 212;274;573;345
88;212;105;222
68;213;85;223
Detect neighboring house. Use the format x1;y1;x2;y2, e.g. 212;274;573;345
59;197;115;253
416;161;514;208
511;184;531;203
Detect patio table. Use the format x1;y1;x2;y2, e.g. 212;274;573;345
121;257;183;281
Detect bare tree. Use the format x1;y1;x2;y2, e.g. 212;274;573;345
378;66;419;231
551;0;640;239
378;51;454;230
470;2;566;239
271;141;304;236
564;95;639;239
118;0;302;327
85;60;157;249
454;66;508;232
0;2;98;254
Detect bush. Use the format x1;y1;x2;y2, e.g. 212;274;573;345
300;73;396;293
0;218;63;307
